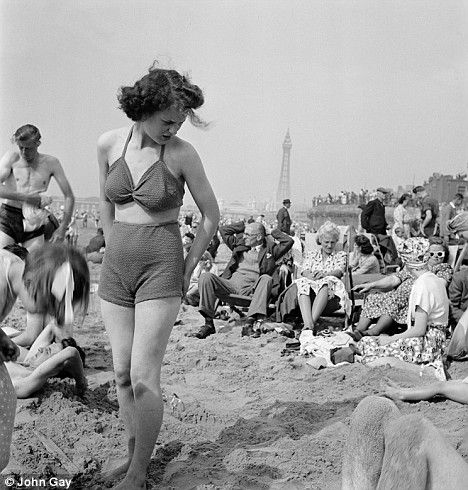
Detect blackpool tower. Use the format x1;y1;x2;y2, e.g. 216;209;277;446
276;129;292;207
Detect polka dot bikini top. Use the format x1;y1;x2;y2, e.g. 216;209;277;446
105;126;185;212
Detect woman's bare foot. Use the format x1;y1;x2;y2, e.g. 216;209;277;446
101;456;131;481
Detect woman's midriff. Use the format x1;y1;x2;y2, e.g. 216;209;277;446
114;203;181;226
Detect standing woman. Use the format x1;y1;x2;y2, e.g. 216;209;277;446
97;65;219;490
393;193;411;239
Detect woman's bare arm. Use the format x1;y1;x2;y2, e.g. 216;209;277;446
97;132;116;240
181;143;219;293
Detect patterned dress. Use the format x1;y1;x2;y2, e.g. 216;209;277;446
0;362;16;470
295;249;351;315
361;262;452;324
359;271;449;366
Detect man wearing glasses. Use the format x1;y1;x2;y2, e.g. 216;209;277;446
192;220;293;339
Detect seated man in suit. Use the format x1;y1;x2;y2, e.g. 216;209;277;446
192;221;293;339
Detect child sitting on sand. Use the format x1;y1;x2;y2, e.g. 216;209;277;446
5;321;87;398
0;243;89;471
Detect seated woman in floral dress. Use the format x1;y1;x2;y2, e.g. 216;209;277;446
351;236;452;340
295;221;351;334
357;237;450;377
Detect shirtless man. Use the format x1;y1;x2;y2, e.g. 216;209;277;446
0;124;75;250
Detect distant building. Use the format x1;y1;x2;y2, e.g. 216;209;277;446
423;173;468;203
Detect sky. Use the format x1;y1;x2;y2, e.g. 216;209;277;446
1;0;468;206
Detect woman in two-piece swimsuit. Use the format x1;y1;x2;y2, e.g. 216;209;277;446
97;65;219;490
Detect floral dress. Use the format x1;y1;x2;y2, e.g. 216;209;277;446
359;271;449;366
361;262;452;324
295;249;351;315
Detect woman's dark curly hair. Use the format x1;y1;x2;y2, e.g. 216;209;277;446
22;244;90;326
118;63;206;126
354;235;375;255
398;193;411;205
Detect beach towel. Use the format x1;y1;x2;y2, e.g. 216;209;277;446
299;330;352;367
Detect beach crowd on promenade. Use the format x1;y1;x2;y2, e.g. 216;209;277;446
1;63;468;488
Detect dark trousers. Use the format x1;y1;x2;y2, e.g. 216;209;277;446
376;234;398;263
198;272;273;319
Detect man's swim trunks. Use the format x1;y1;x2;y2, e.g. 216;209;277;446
0;204;45;244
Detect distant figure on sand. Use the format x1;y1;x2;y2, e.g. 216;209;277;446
97;64;219;490
0;243;89;472
0;124;75;250
276;198;292;235
413;185;440;238
342;396;468;489
85;227;106;264
360;187;398;264
65;215;79;247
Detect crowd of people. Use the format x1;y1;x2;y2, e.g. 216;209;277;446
1;62;468;488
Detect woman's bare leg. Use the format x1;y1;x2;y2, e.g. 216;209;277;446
114;297;180;490
355;315;372;333
100;300;136;480
385;380;468;405
366;315;394;336
311;286;329;324
298;293;314;329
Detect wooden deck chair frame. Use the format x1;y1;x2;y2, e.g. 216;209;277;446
318;253;357;330
215;293;252;318
361;232;398;275
214;292;279;320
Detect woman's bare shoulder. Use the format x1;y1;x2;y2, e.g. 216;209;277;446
170;136;199;159
97;127;131;151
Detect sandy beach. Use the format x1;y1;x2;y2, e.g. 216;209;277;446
2;231;468;490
